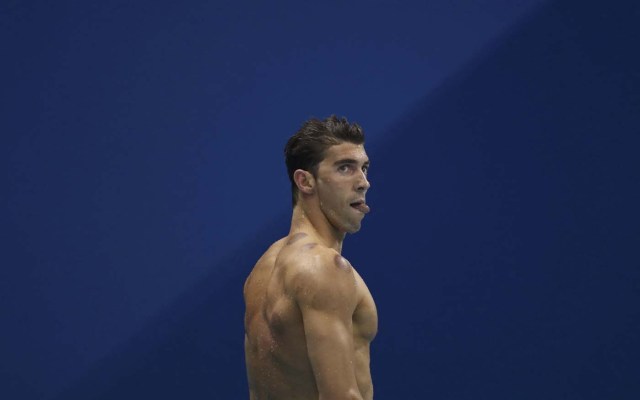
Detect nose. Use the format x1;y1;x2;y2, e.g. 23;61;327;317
356;171;370;192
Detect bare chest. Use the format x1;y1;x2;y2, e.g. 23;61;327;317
352;280;378;343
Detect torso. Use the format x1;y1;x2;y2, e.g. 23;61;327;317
244;234;377;400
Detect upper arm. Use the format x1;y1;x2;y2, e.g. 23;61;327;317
291;253;363;400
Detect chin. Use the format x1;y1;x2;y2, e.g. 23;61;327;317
331;220;361;235
345;222;362;234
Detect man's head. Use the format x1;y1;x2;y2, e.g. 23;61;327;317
285;115;370;233
284;115;366;206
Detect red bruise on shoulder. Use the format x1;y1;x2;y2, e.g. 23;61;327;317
286;232;307;245
334;254;351;271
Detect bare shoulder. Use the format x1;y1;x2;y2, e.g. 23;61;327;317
280;242;358;309
243;237;287;295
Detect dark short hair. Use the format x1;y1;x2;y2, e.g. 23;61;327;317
284;115;365;206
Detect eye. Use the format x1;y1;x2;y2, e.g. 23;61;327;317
362;166;369;175
338;164;351;173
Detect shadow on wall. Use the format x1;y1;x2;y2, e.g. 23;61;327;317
54;0;639;399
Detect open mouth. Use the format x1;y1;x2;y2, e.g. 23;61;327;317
350;200;370;214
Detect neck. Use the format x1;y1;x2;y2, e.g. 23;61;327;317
290;202;344;253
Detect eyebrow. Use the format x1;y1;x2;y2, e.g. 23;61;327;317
333;158;370;167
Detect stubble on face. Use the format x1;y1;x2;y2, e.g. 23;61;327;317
315;143;369;235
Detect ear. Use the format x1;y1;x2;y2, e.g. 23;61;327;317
293;169;315;195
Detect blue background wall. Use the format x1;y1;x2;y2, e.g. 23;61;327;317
2;0;638;399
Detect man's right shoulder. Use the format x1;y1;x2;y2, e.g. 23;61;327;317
285;245;359;312
277;240;334;273
279;243;355;299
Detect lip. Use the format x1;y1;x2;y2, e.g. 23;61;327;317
350;199;370;214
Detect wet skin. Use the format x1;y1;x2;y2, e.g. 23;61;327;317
244;142;376;400
244;235;377;400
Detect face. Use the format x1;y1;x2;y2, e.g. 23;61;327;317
314;142;371;234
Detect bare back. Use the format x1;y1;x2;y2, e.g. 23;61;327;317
244;232;378;400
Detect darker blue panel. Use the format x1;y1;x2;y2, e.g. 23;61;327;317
352;1;640;399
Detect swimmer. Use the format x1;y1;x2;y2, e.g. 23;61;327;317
244;116;377;400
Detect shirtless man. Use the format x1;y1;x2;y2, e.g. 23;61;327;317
244;116;377;400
